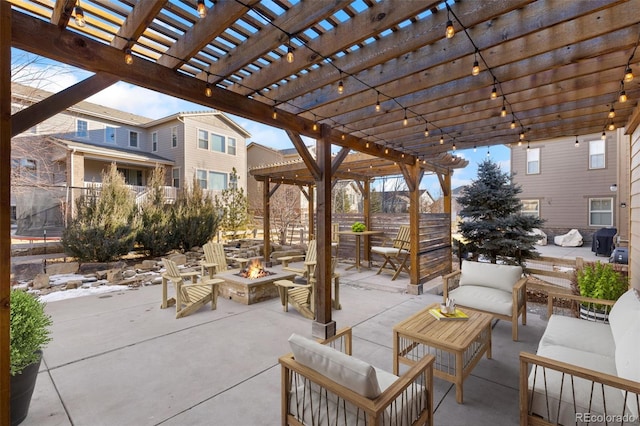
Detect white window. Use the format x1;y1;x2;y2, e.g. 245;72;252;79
172;168;180;188
171;126;178;148
197;129;209;150
589;198;613;226
589;140;605;169
211;134;225;153
152;132;158;152
228;137;237;155
521;199;540;217
76;119;88;138
129;131;139;147
526;147;540;174
229;172;238;189
196;169;207;188
208;171;227;190
105;126;116;143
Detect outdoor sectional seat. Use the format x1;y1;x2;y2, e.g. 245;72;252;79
280;327;434;425
520;289;640;425
442;260;527;340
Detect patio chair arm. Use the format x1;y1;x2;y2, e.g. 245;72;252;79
547;292;617;319
442;270;461;299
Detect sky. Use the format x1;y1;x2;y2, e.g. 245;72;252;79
12;49;511;197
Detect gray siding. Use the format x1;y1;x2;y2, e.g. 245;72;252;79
511;132;618;240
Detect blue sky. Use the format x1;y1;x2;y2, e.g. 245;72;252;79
12;49;510;196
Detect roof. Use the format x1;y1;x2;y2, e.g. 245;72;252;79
8;0;640;168
52;138;174;167
146;111;252;137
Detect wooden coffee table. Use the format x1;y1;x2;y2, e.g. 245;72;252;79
393;303;492;403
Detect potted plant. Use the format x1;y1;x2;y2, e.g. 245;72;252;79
575;262;628;322
351;222;366;232
10;289;52;426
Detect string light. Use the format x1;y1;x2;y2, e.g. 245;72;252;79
385;147;389;154
601;130;606;140
365;142;370;148
608;121;616;131
337;74;344;94
403;108;408;126
197;0;206;18
624;66;634;83
286;36;294;63
375;92;381;112
471;50;480;76
205;83;212;97
124;48;133;65
608;106;616;118
619;81;627;103
575;135;580;147
312;114;318;131
424;124;429;137
74;1;86;27
272;102;277;119
519;129;525;140
452;141;456;151
473;145;477;152
518;140;522;146
500;98;507;117
510;118;516;129
490;78;497;99
445;6;455;39
487;146;491;156
439;134;444;145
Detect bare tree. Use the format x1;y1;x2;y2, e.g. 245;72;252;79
250;182;302;245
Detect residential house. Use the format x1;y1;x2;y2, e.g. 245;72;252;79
11;83;250;236
510;130;627;244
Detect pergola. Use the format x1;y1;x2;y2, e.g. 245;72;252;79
2;1;640;422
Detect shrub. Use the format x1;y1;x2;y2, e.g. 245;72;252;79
137;166;176;256
62;163;138;262
10;290;52;375
172;176;220;250
576;262;628;302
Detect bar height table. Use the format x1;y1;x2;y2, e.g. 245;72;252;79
337;230;383;272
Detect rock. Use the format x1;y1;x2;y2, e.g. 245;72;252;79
32;273;50;290
122;269;136;279
78;261;126;274
96;270;109;280
151;276;163;285
12;262;44;281
46;262;79;275
167;253;187;265
136;260;157;271
106;269;123;283
66;280;82;290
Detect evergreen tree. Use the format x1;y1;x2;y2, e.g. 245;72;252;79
137;165;175;256
215;168;250;239
457;159;543;265
62;163;138;262
172;176;219;250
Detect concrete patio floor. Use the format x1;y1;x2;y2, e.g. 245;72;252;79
20;244;602;426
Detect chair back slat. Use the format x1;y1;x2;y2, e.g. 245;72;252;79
163;258;182;278
204;242;228;271
393;225;411;250
306;240;317;263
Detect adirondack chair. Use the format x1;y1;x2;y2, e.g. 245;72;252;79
274;258;339;319
201;242;229;279
371;225;411;280
162;258;223;319
331;223;340;258
282;240;317;279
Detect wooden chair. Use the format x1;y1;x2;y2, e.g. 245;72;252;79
161;258;223;319
371;225;411;280
274;257;340;319
282;240;317;280
331;223;340;258
201;241;249;278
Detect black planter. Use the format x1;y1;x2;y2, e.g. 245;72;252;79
10;351;42;426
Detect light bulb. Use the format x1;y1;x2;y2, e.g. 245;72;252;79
452;142;456;151
205;84;212;97
312;122;318;131
608;122;616;131
624;67;634;83
424;126;429;137
520;131;525;140
124;49;133;65
619;90;627;103
365;142;369;148
385;148;389;154
197;0;206;18
471;60;480;76
286;47;294;64
518;140;522;146
272;108;277;119
375;99;381;112
491;86;497;99
439;136;444;145
500;106;507;117
445;20;455;38
74;6;86;27
403;109;408;126
601;131;606;140
473;145;477;152
575;137;579;148
338;80;344;94
510;119;516;129
608;107;615;118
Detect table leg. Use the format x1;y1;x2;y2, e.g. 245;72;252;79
355;235;361;272
393;330;399;375
455;352;464;403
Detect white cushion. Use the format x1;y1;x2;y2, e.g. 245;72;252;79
529;344;624;425
449;285;513;316
459;260;522;293
614;324;640;417
288;334;381;398
539;315;614;358
608;289;640;346
371;246;408;256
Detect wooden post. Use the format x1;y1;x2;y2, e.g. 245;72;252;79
407;163;422;292
363;179;371;263
443;173;452;272
308;185;314;241
1;2;12;423
312;124;335;340
262;179;271;263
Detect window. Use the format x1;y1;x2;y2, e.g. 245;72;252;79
589;140;605;169
105;126;116;143
211;134;225;153
196;169;207;188
171;126;178;147
229;172;238;189
228;137;236;155
172;168;180;188
76;119;88;138
12;158;37;179
526;148;540;174
521;200;540;217
152;132;158;152
589;198;613;226
129;131;138;147
198;129;209;150
208;171;227;190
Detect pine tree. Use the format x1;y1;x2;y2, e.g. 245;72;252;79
172;176;219;250
457;159;543;265
137;165;175;256
215;168;250;239
62;163;138;262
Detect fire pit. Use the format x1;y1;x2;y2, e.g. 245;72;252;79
216;259;296;305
